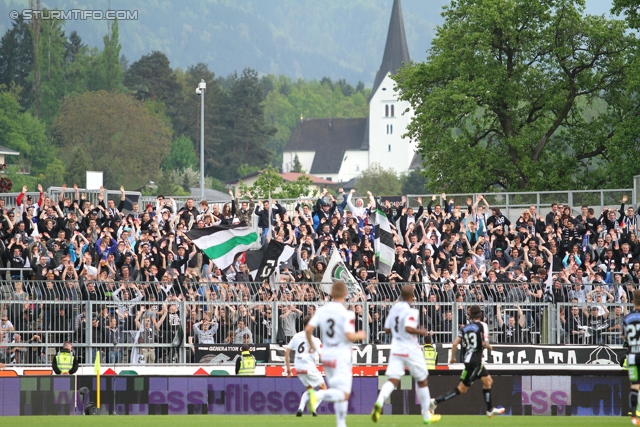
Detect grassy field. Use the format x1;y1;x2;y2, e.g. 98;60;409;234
0;415;630;426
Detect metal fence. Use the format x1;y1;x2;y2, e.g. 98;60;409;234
0;278;633;366
1;188;143;211
406;187;636;226
47;186;142;209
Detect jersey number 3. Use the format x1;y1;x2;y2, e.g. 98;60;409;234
327;319;335;338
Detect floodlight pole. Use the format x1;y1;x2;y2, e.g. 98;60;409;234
198;79;206;200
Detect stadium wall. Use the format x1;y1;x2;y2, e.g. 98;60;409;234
0;374;627;416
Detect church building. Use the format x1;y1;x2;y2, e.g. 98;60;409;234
282;0;420;183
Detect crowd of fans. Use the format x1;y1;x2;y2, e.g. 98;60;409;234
0;184;637;364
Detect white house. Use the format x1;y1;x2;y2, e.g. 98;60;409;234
282;0;420;183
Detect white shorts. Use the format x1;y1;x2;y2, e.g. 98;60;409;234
296;365;324;389
385;346;428;382
321;355;352;394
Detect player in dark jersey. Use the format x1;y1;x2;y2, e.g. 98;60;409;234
429;305;505;417
622;289;640;425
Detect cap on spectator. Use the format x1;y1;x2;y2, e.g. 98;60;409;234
492;260;499;264
146;204;153;209
495;248;503;252
598;264;607;271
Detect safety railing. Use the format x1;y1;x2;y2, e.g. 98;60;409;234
555;302;629;346
406;187;635;226
0;192;40;209
0;277;633;364
47;186;142;210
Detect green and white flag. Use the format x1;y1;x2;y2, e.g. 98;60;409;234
186;224;258;270
373;208;395;277
321;248;361;299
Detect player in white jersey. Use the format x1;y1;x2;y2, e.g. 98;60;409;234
371;285;440;424
306;281;366;427
286;315;326;416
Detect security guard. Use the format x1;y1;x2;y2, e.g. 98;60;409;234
235;344;256;375
423;336;438;370
52;341;79;375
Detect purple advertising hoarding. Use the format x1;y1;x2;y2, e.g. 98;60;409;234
0;375;627;416
0;376;378;416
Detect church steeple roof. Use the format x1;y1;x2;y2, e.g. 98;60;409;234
371;0;410;96
362;0;410;150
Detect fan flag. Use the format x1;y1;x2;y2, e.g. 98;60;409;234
186;224;259;270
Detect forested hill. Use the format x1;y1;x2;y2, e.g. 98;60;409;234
0;0;616;86
0;0;445;86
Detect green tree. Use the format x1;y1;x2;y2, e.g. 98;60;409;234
239;166;316;199
291;154;304;173
34;16;66;123
152;168;190;196
102;18;123;91
0;87;52;174
280;173;316;199
84;19;124;93
163;135;198;171
29;0;42;119
41;158;65;188
124;51;180;111
241;167;283;200
215;68;276;180
354;164;402;197
0;89;35;157
64;146;91;187
394;0;636;192
237;163;261;177
169;167;200;192
63;31;91;96
612;0;640;29
52;90;172;188
401;168;429;195
0;14;33;110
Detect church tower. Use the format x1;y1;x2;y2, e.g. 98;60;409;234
281;0;417;183
366;0;415;174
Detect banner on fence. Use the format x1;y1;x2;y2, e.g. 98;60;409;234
269;344;624;366
195;344;270;364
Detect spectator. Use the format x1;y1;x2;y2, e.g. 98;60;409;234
496;305;526;343
279;303;302;342
234;319;253;344
193;318;217;344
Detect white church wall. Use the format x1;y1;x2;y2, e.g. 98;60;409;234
368;73;415;175
337;149;369;183
282;151;315;173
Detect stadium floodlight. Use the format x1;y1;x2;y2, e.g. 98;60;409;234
196;79;206;200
